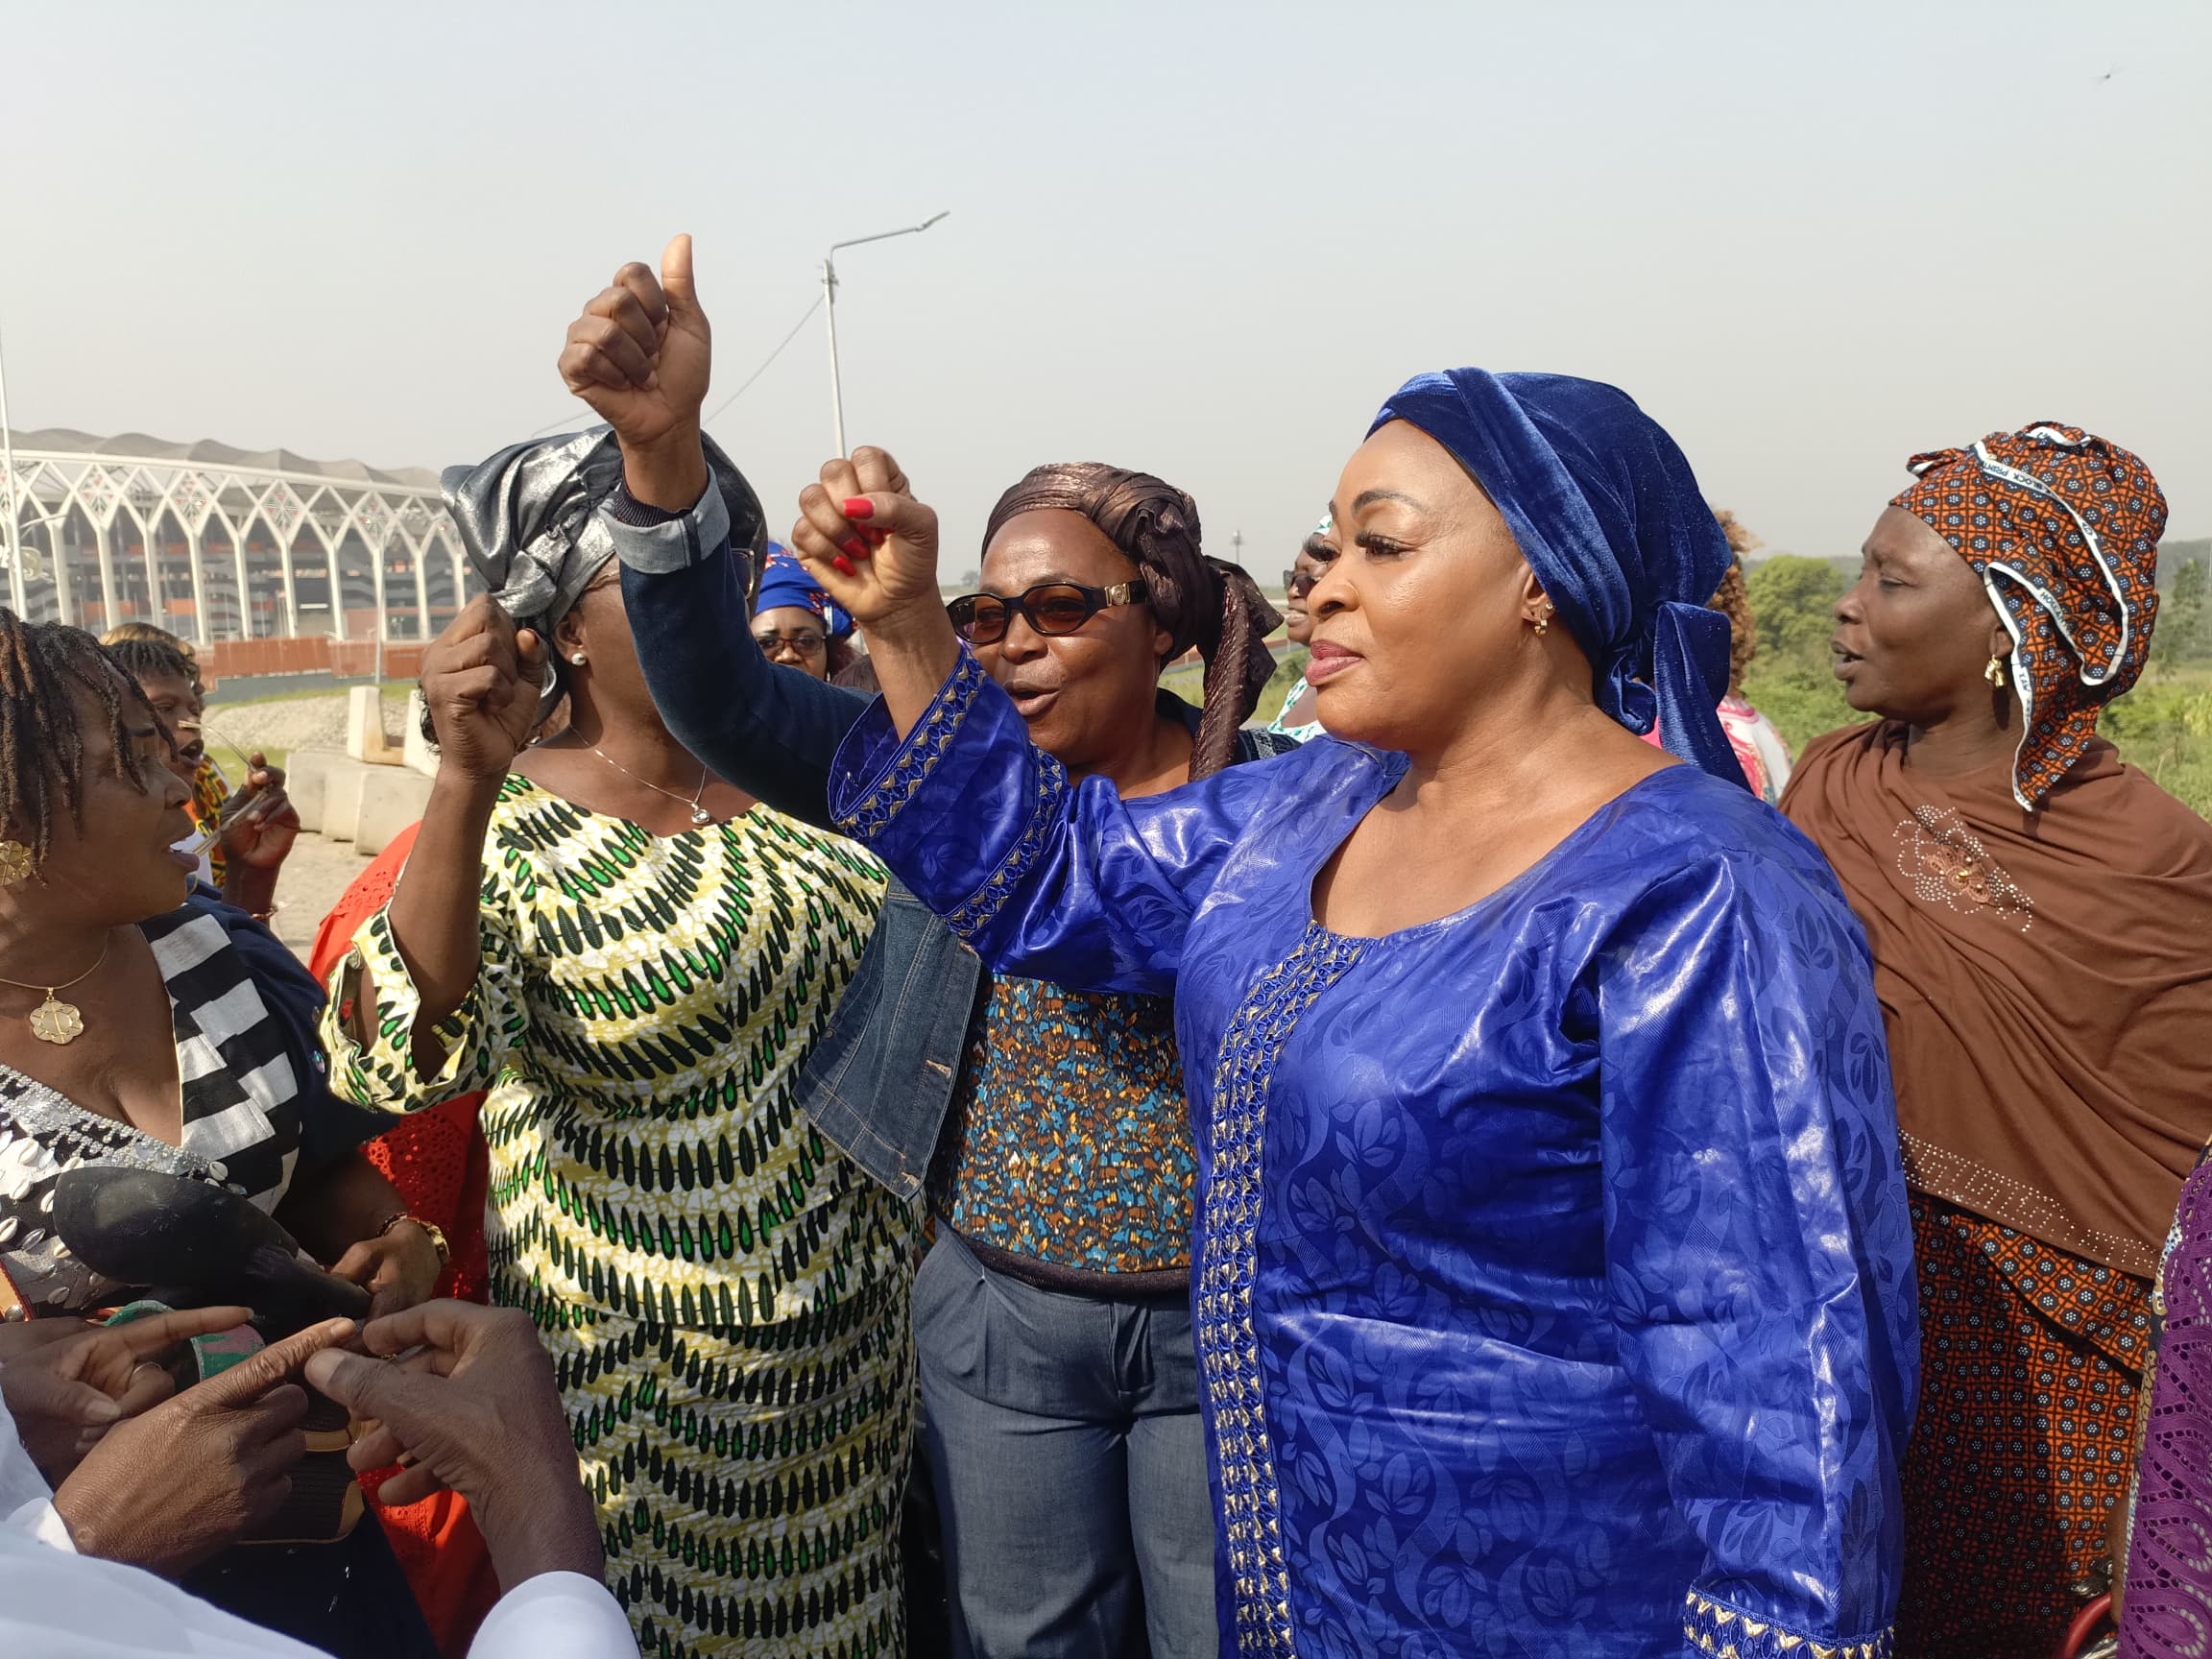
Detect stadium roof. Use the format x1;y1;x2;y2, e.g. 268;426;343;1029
5;428;439;490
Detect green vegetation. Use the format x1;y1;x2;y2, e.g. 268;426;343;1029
1252;649;1308;728
1740;556;1863;758
204;681;414;709
1742;554;2212;817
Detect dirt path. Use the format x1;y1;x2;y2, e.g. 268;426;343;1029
269;830;374;967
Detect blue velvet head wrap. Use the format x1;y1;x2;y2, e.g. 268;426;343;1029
1368;370;1742;786
756;543;854;638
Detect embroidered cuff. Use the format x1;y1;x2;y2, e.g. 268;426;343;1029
599;476;733;574
1684;1592;1893;1659
945;753;1070;940
834;647;992;840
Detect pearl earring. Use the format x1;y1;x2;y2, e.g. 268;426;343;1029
570;653;587;666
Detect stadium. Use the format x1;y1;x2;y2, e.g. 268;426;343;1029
0;428;472;676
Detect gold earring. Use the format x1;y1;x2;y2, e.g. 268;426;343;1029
0;841;34;886
1531;611;1552;636
1984;654;2008;689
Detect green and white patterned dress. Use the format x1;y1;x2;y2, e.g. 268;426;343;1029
324;777;916;1659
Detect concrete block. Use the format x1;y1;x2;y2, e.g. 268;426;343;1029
324;763;378;843
286;750;361;835
345;685;401;765
354;769;438;858
402;691;440;779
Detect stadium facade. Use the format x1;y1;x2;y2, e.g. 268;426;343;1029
1;429;473;652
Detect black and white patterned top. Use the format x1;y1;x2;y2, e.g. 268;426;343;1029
0;903;306;1316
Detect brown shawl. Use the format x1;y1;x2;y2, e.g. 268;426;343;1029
1783;722;2212;1278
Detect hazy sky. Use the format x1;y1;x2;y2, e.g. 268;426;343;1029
7;3;2206;582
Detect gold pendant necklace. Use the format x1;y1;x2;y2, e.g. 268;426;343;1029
0;935;112;1046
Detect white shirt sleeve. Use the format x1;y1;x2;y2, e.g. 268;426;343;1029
468;1571;638;1658
0;1390;75;1550
3;1389;635;1658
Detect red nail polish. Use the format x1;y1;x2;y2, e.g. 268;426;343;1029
842;538;868;560
841;497;875;520
833;556;856;577
863;527;888;547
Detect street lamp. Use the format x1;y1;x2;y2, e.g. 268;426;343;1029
0;323;22;585
823;211;949;457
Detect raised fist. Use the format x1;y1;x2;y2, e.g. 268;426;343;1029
420;596;545;782
557;233;710;454
789;447;944;636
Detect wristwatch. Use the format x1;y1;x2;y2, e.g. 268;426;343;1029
379;1212;451;1269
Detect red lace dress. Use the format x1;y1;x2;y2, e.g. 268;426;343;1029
309;823;499;1658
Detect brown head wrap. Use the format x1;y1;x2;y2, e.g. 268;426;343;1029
982;464;1281;779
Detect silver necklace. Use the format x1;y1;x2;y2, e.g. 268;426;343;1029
589;746;714;827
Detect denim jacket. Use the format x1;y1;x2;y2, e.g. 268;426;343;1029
606;484;1292;1200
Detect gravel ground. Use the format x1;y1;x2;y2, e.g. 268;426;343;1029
198;695;401;770
267;829;376;968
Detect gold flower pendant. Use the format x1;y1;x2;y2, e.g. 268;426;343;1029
29;995;85;1045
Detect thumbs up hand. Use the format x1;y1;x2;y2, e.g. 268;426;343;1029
558;233;712;458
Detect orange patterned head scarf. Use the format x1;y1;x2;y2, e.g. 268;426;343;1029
1892;422;2166;809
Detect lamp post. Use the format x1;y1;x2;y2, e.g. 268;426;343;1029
823;211;949;457
0;324;20;606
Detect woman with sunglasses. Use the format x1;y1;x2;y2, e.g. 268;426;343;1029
560;239;1289;1659
1264;519;1330;743
779;370;1914;1658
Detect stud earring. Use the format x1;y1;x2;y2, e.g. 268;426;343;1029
0;841;34;886
570;653;588;666
1984;654;2008;689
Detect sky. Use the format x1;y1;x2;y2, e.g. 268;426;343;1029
5;2;2206;584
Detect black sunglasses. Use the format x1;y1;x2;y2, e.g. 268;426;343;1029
946;580;1150;646
1282;568;1319;600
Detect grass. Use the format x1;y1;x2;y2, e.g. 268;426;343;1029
1745;659;2212;818
205;681;414;709
1170;646;1309;729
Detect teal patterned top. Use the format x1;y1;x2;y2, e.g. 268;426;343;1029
932;974;1194;1283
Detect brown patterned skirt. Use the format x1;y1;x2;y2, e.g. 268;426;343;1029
1897;1194;2151;1657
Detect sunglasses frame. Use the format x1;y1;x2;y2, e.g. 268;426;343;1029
754;628;830;655
1282;568;1320;600
946;579;1151;646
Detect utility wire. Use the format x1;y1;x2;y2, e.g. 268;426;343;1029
526;294;824;439
703;296;822;426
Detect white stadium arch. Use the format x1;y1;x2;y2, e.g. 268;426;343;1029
1;429;474;648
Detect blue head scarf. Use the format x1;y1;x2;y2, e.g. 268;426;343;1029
1367;370;1741;786
755;543;854;638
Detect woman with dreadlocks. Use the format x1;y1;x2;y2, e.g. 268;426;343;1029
562;239;1290;1659
0;611;441;1658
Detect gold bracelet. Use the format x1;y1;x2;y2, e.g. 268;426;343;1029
378;1212;451;1268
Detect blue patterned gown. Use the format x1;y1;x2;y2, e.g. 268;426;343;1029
831;651;1918;1659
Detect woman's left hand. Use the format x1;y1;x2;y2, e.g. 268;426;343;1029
220;754;301;872
330;1224;444;1318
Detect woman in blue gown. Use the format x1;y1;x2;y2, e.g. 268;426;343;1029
617;349;1919;1653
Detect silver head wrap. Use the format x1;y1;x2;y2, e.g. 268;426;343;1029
440;425;767;717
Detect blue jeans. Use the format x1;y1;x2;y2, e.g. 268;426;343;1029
915;1230;1218;1659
